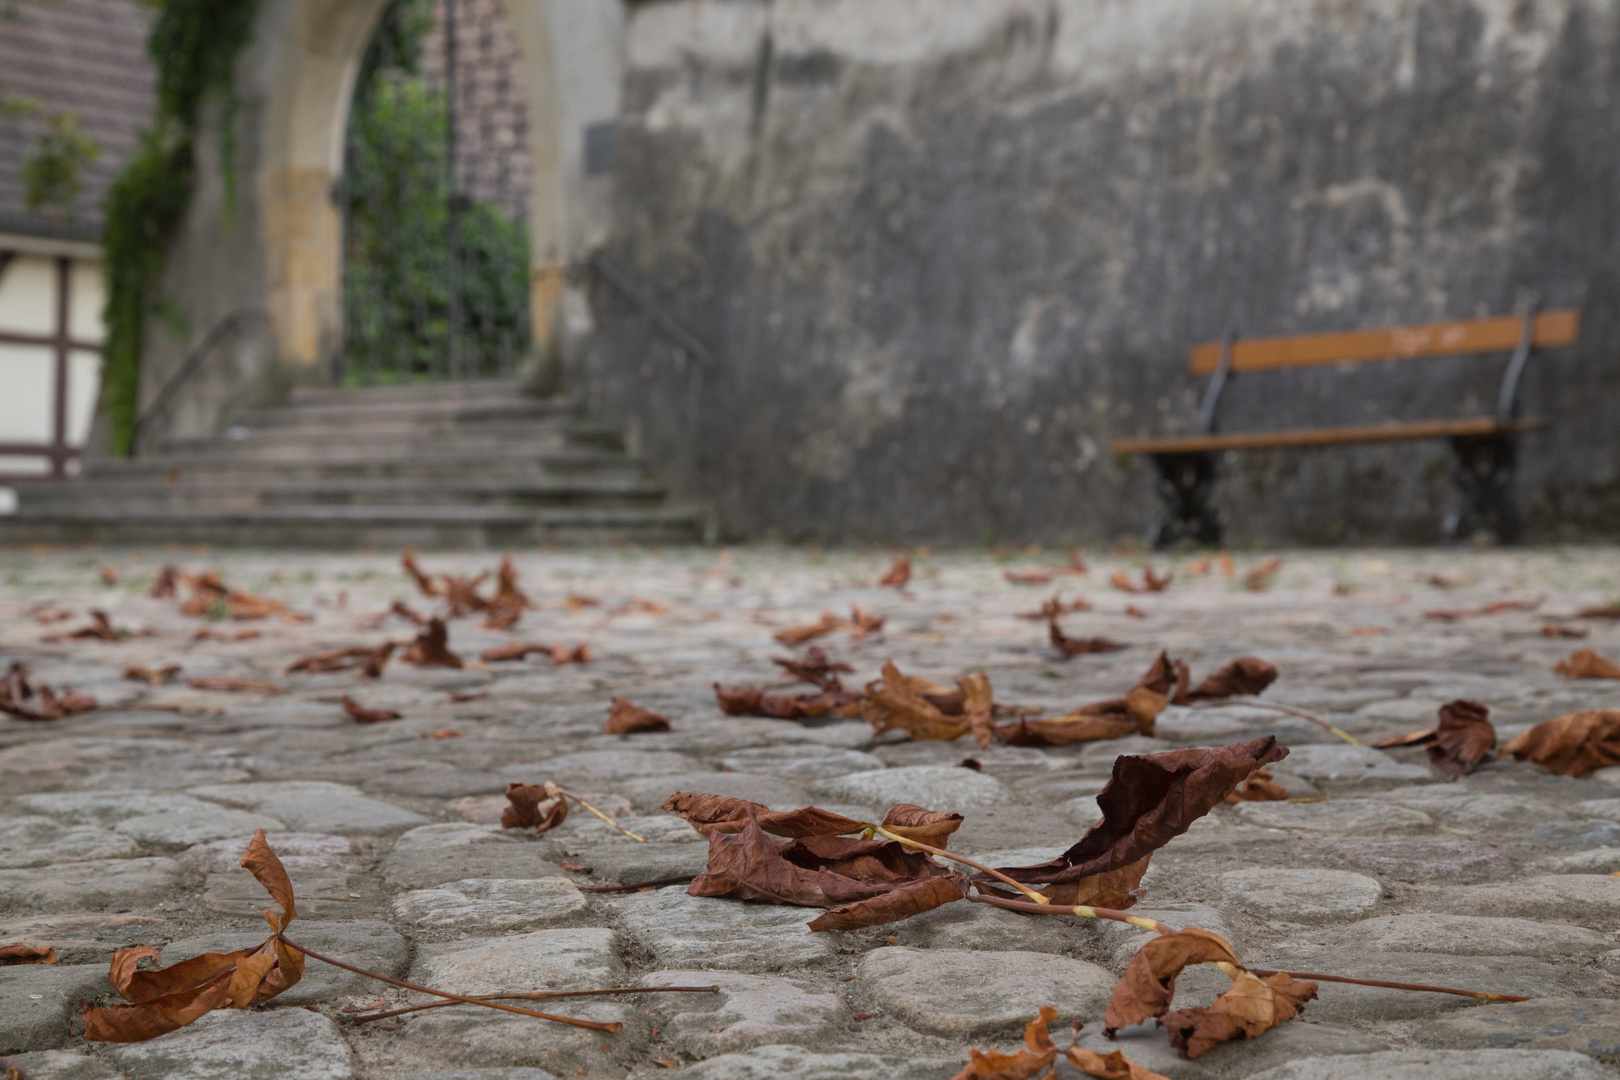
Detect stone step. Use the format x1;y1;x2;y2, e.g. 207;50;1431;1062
286;380;535;409
152;422;624;459
84;447;647;483
18;477;671;510
231;396;578;431
0;503;705;547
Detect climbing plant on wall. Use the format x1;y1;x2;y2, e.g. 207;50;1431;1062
101;0;259;456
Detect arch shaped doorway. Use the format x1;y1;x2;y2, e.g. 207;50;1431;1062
256;0;565;385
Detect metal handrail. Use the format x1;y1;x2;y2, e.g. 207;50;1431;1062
131;308;271;453
587;254;718;369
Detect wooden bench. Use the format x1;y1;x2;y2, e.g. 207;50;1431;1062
1112;305;1580;547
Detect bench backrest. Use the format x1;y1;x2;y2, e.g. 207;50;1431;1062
1188;309;1580;375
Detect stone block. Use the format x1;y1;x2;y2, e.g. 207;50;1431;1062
1219;868;1382;923
639;969;843;1056
393;878;587;930
0;858;180;912
0;964;110;1054
1244;1048;1614;1079
611;886;835;970
856;946;1115;1036
811;765;1010;812
99;1008;354;1079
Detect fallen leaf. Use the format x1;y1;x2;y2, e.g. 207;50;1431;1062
879;556;912;588
68;610;122;641
1542;624;1589;639
390;600;428;625
1186;555;1212;576
772;646;853;688
82;830;303;1042
501;781;569;833
1004;568;1054;586
285;645;382;675
185;677;283;694
566;593;601;610
0;663;97;721
1243;557;1284;592
1125;605;1147;619
861;661;973;741
994;737;1287;904
122;665;180;686
1104;928;1241;1034
713;684;861;721
551;643;592;665
1110;568;1172;594
1555;648;1620;680
605;698;671;735
1223;765;1289;803
949;1004;1059;1080
1218;552;1236;577
101;566;120;585
401;618;462;668
1422;571;1463;588
1577;603;1620;619
774;612;843;646
0;944;56;965
421;729;463;739
150;566;180;598
1160;969;1317;1058
1048;617;1127;657
995;652;1183;746
1503;710;1620;777
481;642;552;663
1182;657;1278;702
400;549;440;596
848;606;885;638
1066;550;1089;575
1017;594;1092;621
1373;699;1496;776
342;696;400;724
652;1059;679;1068
482;556;533;629
1066;1045;1172;1080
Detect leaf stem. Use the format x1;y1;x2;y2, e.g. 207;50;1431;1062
276;934;624;1032
871;826;1050;905
1246;969;1532;1002
579;875;696;894
345;984;720;1024
1191;700;1362;745
968;893;1170;929
556;786;646;843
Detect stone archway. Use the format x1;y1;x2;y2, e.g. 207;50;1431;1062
256;0;567;377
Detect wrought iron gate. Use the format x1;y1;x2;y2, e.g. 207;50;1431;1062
338;0;533;384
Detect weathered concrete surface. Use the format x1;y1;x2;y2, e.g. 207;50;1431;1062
1;544;1619;1077
588;0;1620;543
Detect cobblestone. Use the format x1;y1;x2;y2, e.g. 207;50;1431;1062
3;545;1620;1076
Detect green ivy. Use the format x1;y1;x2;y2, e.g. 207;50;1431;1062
101;0;259;456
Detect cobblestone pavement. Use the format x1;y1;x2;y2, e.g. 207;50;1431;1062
3;544;1620;1080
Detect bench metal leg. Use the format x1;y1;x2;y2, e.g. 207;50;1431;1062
1444;435;1520;544
1148;452;1222;549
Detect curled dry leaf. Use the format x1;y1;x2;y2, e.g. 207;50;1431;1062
1555;648;1620;680
150;565;180;598
1223;766;1288;803
1;663;97;721
502;781;569;833
401;618;462;668
1577;603;1620;619
1017;594;1092;621
848;606;885;637
551;643;591;665
122;665;180;686
1243;557;1284;592
861;662;979;741
341;695;400;724
1049;617;1127;657
68;610;122;641
772;646;852;689
1161;969;1317;1059
482;642;552;663
774;612;843;646
995;737;1288;905
995;652;1183;746
391;600;428;625
605;698;671;735
82;830;303;1042
1004;568;1054;586
879;556;912;588
185;677;283;695
950;1004;1059;1080
1503;710;1620;777
1181;656;1278;702
482;556;533;629
1105;928;1240;1034
1543;624;1589;639
400;549;440;596
1110;568;1172;594
0;944;56;965
1067;1046;1172;1080
1373;699;1496;776
713;684;861;721
285;644;393;676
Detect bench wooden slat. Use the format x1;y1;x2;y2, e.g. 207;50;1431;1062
1187;310;1579;375
1112;416;1548;456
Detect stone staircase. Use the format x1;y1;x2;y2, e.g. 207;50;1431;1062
0;381;704;547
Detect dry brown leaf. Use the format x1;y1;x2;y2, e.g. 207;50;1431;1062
185;677;283;694
1048;617;1127;657
1111;567;1172;594
848;606;886;637
605;698;671;735
1503;710;1620;777
1372;699;1496;776
664;793;870;838
1105;928;1240;1034
1577;603;1620;619
150;565;180;598
1543;624;1590;639
772;646;853;688
82;830;302;1042
551;643;592;665
400;549;440;596
122;665;180;686
501;781;569;833
482;642;552;663
0;663;97;721
0;944;56;965
390;600;428;625
566;593;601;610
948;1005;1059;1080
1065;1046;1172;1080
482;556;533;630
809;873;970;931
1182;656;1278;702
401;618;462;668
1004;568;1054;586
713;684;861;721
1555;648;1620;680
1243;557;1284;592
1222;765;1289;803
342;695;400;724
774;612;843;646
1017;594;1092;620
995;652;1182;746
421;729;463;740
995;737;1288;902
861;661;972;741
68;610;122;641
1161;970;1317;1058
284;646;377;675
879;556;912;588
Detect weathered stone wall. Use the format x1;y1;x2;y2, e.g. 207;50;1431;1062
583;0;1620;544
